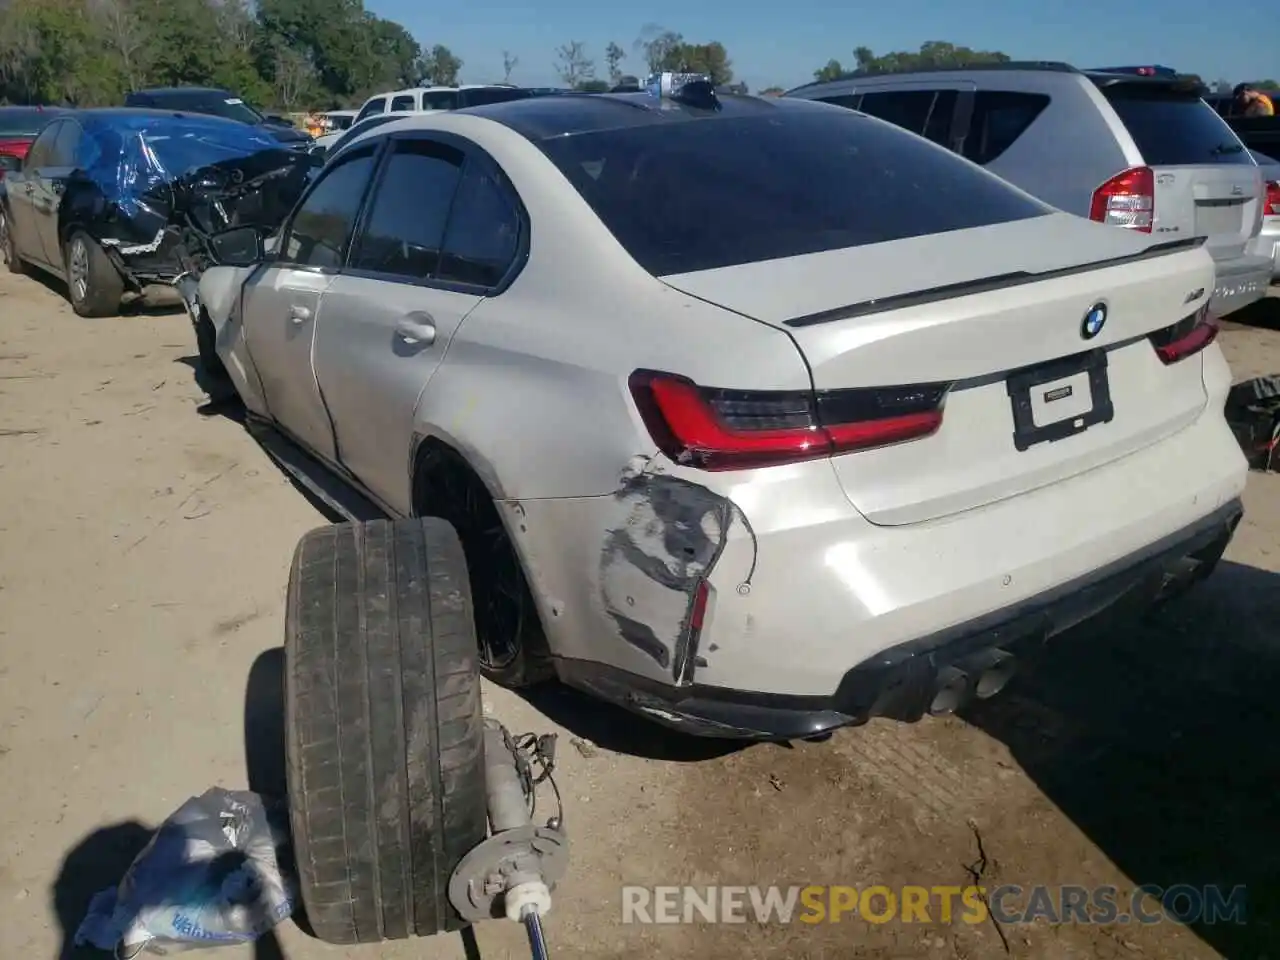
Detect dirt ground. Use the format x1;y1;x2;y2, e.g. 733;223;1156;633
1;269;1278;960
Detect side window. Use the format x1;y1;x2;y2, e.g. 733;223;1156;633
962;92;1051;165
921;90;958;146
354;98;386;123
858;91;936;134
50;121;82;166
349;139;464;280
25;121;60;167
282;146;378;269
421;91;459;110
817;94;861;110
390;95;415;112
438;163;522;288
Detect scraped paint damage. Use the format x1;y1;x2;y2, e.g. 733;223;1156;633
599;463;743;680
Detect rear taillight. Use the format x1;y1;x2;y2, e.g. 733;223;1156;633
1149;305;1219;364
1090;167;1155;232
1265;180;1280;216
628;370;950;471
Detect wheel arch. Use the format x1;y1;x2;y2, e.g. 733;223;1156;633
408;432;555;650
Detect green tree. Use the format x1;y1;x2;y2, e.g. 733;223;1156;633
639;29;682;74
420;43;462;85
820;41;1010;79
637;30;733;85
576;78;609;93
604;41;625;85
813;59;844;83
0;0;438;111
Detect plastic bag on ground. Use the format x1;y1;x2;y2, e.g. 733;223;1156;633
1225;374;1280;471
74;787;297;957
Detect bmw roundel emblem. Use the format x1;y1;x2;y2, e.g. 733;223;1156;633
1081;302;1108;340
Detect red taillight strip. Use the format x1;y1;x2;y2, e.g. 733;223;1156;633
629;370;947;471
1150;308;1219;365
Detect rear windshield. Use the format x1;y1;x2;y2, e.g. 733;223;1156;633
537;106;1052;276
0;109;61;138
421;91;460;110
1104;89;1253;166
159;93;264;126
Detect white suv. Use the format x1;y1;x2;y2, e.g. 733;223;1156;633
352;85;531;124
788;63;1272;317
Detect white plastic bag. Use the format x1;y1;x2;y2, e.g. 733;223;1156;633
75;788;297;956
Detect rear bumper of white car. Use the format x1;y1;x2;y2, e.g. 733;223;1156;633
556;496;1242;738
1210;253;1273;314
1246;218;1280;280
541;350;1249;740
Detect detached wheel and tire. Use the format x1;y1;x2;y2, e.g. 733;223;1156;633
0;206;28;276
285;518;488;944
64;230;123;318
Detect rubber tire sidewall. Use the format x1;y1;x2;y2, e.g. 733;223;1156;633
194;306;232;383
1;207;27;276
65;230;124;318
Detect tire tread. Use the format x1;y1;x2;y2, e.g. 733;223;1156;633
285;518;487;945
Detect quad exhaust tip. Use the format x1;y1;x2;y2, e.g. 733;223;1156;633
927;648;1016;716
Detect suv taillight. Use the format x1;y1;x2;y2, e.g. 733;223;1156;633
1149;304;1219;365
1265;181;1280;216
1090;167;1155;232
629;371;951;471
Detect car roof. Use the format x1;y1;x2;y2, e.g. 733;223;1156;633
448;91;820;141
62;107;260;129
130;87;230;97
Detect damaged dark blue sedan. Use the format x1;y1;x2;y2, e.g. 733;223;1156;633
0;108;314;316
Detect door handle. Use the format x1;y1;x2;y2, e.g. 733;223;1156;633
289;304;312;324
395;314;436;346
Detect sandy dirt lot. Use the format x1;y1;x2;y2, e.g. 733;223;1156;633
1;270;1278;960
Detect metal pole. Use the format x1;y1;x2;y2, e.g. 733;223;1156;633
523;908;549;960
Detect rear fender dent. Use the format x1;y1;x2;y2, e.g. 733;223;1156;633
599;467;739;681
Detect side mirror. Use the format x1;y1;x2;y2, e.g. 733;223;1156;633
209;225;265;267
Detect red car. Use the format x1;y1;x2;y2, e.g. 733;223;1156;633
0;106;66;180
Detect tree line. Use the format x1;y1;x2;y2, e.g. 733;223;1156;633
0;0;463;110
550;29;734;93
807;42;1278;95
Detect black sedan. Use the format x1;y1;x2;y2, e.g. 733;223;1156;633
0;108;313;316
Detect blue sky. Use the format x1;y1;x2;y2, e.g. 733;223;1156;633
368;0;1273;92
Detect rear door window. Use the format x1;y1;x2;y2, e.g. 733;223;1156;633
962;91;1050;165
858;90;958;146
537;107;1051;276
349;139;463;280
438;163;522;287
390;95;415;112
858;91;936;134
1103;88;1253;165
